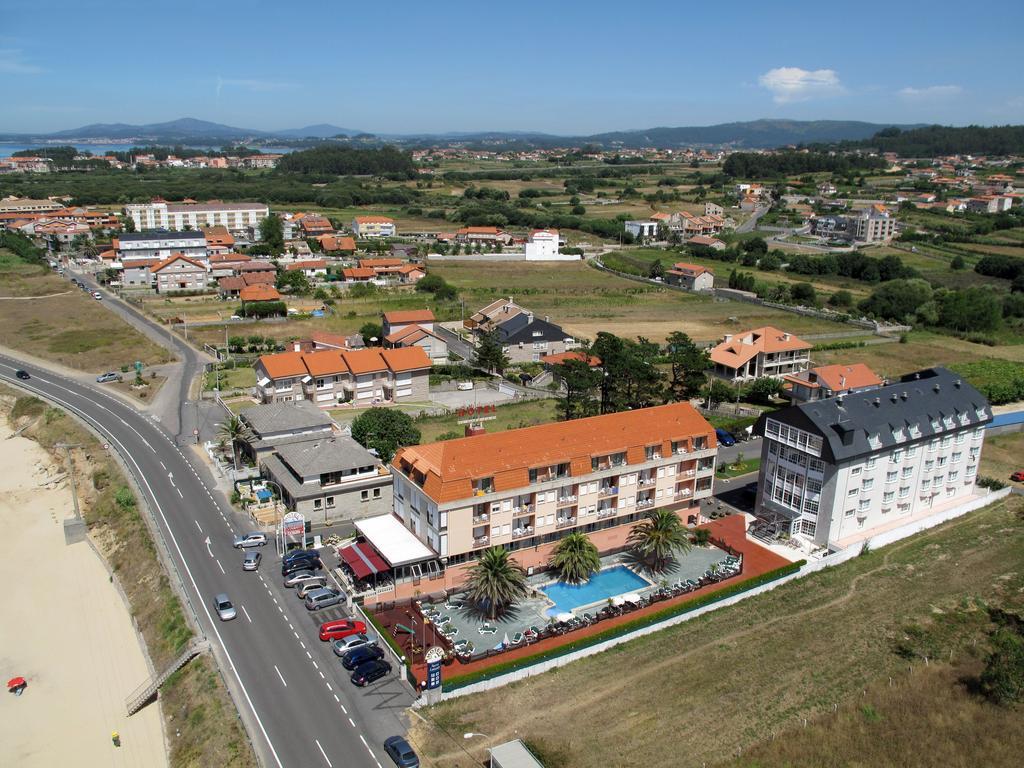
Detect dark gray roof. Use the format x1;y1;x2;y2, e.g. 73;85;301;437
756;367;991;464
120;229;206;242
276;436;379;478
239;401;334;437
496;314;571;344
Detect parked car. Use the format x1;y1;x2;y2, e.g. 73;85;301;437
1011;470;1024;482
383;736;420;768
15;370;30;380
332;632;377;656
304;588;343;611
342;644;385;670
282;549;319;565
95;372;120;384
213;593;236;621
242;551;262;571
233;532;267;549
283;570;320;588
92;291;102;300
296;578;329;598
319;619;366;642
350;658;391;687
282;558;321;577
715;428;737;446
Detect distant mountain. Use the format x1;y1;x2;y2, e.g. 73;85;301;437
43;117;268;142
274;124;362;139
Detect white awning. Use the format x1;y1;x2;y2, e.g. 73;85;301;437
355;514;436;567
257;377;270;387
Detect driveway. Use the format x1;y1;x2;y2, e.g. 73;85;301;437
429;387;515;410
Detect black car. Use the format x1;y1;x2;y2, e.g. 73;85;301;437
282;549;319;565
281;557;321;577
350;658;391;687
15;370;30;380
383;736;420;768
342;644;385;671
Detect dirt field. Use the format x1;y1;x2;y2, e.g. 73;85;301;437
409;496;1024;768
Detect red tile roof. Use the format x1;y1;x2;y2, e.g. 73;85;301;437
383;309;435;324
710;326;810;369
151;253;206;273
380;346;432;372
239;284;281;302
354;215;395;224
284;259;327;271
540;351;601;367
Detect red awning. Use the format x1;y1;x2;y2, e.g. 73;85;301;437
339;542;390;581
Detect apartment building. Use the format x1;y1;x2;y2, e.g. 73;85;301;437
150;254;209;293
124;201;269;232
753;368;991;550
710;326;811;383
352;216;396;238
852;207;898;243
254;347;431;407
115;230;208;263
664;262;714;291
386;402;718;594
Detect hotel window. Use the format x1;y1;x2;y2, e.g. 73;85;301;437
886;470;898;483
859;499;871;511
847;488;859;498
326;497;335;509
898;486;910;499
973;427;983;439
941;436;952;448
929;440;938;453
901;467;913;479
937;456;948;467
948;470;959;483
906;446;918;459
951;452;962;464
883;491;895;503
851;466;862;476
807;478;823;494
809;458;826;473
890;449;902;463
866;457;877;470
844;508;855;518
862;478;874;490
925;459;934;471
920;477;931;488
955;432;966;444
966;465;977;477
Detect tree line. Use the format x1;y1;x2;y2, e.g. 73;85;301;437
857;125;1024;156
276;145;416;177
723;151;886;179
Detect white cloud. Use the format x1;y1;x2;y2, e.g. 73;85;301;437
898;85;963;100
0;48;43;75
758;67;842;103
216;76;299;97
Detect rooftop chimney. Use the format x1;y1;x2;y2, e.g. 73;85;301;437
901;391;909;401
723;334;733;343
782;333;791;341
873;397;881;407
933;384;941;393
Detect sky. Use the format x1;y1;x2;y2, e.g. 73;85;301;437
3;0;1024;135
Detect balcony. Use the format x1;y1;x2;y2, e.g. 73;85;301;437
696;464;715;475
598;486;619;498
677;469;696;479
512;503;534;514
636;498;655;509
472;535;489;548
638;477;657;488
512;525;535;539
556;494;577;507
675;487;692;499
556;516;577;529
472;512;489;524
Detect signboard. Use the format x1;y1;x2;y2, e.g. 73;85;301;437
456;404;498;426
425;646;444;690
282;511;305;538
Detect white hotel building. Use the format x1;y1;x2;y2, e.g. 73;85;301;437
753;368;991;550
124;201;269;233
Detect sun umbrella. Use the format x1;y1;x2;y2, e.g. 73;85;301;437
502;632;510;648
623;593;642;603
555;612;574;623
611;596;626;606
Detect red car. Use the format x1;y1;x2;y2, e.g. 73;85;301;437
1011;470;1024;482
319;619;367;642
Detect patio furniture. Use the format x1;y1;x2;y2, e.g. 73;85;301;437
433;615;451;626
444;599;464;611
442;626;459;638
478;624;498;635
510;632;524;645
454;639;469;649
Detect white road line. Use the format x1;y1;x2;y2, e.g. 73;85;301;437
312;660;319;670
348;717;355;727
300;641;306;649
318;671;325;679
274;665;287;687
326;682;332;691
358;735;379;767
288;623;294;630
242;605;252;623
340;704;347;714
314;739;333;768
160;461;166;469
294;631;300;639
277;605;284;614
333;694;339;702
194;519;202;532
216;559;225;574
176;487;183;498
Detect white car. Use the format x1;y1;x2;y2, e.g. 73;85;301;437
332;632;378;656
213;593;236;621
232;532;267;549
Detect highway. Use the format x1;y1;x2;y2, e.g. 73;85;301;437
0;351;414;767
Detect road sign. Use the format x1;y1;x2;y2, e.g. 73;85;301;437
425;646;444;690
282;511;304;538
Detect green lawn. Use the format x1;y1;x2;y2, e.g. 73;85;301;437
414;398;559;443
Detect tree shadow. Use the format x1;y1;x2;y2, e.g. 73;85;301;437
620;548;680;577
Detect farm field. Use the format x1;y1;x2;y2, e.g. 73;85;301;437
0;253;173;371
409;496;1024;768
980;431;1024;486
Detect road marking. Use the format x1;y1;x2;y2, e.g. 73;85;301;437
277;605;283;614
326;682;332;691
300;641;306;649
194;519;202;532
288;622;294;630
216;559;225;574
242;605;252;623
306;651;312;659
160;461;166;470
167;472;175;486
333;694;339;702
319;671;325;679
204;537;213;557
312;660;319;670
348;717;355;727
340;703;347;714
176;487;183;498
294;631;300;639
314;739;333;768
358;735;381;767
274;665;287;687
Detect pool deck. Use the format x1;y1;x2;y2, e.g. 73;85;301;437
390;515;791;686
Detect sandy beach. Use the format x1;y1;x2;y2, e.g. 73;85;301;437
0;420;167;767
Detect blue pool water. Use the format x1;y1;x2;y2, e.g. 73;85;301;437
540;566;650;616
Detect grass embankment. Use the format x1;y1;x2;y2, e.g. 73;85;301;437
1;387;256;767
981;431;1024;486
414;398;559;443
410;496;1024;768
0;252;172;371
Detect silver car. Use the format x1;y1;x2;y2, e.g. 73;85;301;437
233;532;267;549
304;588;343;611
242;551;261;571
95;372;120;384
283;570;318;588
296;578;329;598
213;593;236;621
332;632;377;656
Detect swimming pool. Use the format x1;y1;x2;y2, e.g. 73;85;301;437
540;565;651;616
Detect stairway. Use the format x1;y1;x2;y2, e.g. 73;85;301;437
125;638;209;715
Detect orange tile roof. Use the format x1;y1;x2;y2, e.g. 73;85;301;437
354;215;394;224
649;212;670;220
671;261;712;275
359;258;404;268
393;403;715;504
380;346;432;372
258;351;307;379
397;264;424;275
686;236;724;248
342;267;375;279
210;252;250;264
285;259;327;270
302;350;348;376
456;226;501;235
239;284;281;302
341;348;387;375
710;326;811;369
807;363;882;392
540;351;601;366
383;309;435;324
151;253;206;273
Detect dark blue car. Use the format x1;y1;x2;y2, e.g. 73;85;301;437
383;735;420;768
715;428;736;446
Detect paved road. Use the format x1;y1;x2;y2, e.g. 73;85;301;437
433;325;474;362
735;207;768;234
0;370;414;764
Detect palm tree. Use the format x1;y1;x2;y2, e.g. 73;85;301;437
218;415;247;471
549;532;601;584
464;547;528;620
627;508;692;573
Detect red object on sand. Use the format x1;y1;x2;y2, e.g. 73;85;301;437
7;676;27;692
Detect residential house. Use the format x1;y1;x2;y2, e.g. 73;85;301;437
237;401;337;464
380;402;718;599
704;202;724;217
624;220;659;240
967;195;1013;214
465;296;526;332
341;267;376;284
151;254;209;293
0;196;62;214
524;229;566;260
284;260;328;279
710;326;812;383
238;261;277;281
455;226;509;245
208;252;251;278
202;225;235;255
253;347;432;407
240;284;282;304
686;235;726;250
116;229;208;263
753;367;991;549
495;312;578;364
664;262;714;291
262;436;393;524
352;216;396;238
783;363;884;404
122;258;160;288
297;214;333;237
124;201;269;233
318;234;356;254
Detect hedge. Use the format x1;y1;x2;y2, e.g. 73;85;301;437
442;559;806;691
362;605;407;663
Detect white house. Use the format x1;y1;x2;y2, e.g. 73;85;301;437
524;229;569;261
625;220;659;240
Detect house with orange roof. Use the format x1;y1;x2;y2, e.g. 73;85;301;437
318;234;356;254
455;225;509;245
381;309;435;336
151;254;209;293
239;284;282;303
665;262;715;291
298;214;333;236
253;345;431;407
352;215;396;238
783;363;884;404
341;267;376;283
122;257;161;288
539;350;601;368
202;225;235;254
284;259;328;278
381;402;718;597
710;326;812;383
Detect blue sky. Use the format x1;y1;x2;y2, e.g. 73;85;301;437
3;0;1023;134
